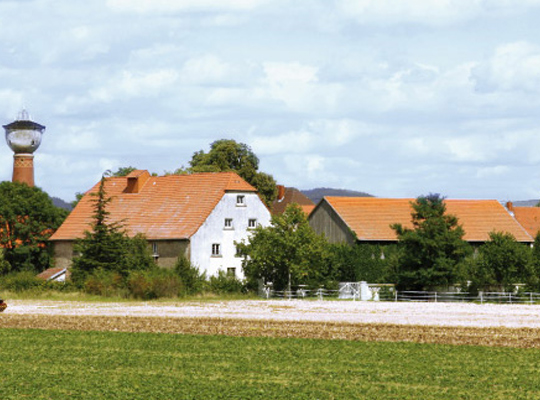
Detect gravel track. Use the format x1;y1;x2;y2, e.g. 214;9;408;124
3;299;540;347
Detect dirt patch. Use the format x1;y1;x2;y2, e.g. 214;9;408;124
3;313;540;348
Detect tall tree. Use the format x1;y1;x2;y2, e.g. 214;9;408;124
468;231;535;291
238;203;330;291
188;139;277;206
391;194;471;290
71;176;154;285
0;181;68;274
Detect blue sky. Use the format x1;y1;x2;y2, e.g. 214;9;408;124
2;0;540;202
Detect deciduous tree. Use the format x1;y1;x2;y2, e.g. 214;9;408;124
188;139;277;206
392;194;471;290
468;231;535;291
0;181;68;274
238;203;330;291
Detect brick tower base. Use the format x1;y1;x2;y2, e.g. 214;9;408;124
13;154;34;187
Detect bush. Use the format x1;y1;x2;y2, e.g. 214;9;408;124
84;269;126;297
127;269;182;300
174;256;206;296
0;271;44;292
209;270;245;294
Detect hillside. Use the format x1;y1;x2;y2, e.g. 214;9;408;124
301;188;373;205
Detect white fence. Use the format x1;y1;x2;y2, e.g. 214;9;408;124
260;284;540;304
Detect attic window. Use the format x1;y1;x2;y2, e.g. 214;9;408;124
236;195;245;206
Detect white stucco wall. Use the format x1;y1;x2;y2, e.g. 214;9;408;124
190;192;271;278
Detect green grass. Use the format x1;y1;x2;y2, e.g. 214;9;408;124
1;329;540;399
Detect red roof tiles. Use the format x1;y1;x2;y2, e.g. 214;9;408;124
50;171;257;241
512;207;540;238
323;197;532;243
271;186;315;215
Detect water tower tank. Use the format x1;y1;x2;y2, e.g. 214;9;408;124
3;110;46;154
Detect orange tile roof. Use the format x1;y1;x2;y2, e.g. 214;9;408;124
272;186;315;215
50;171;257;241
512;207;540;238
323;197;533;243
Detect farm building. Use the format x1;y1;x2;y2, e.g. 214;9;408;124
309;197;533;246
271;185;315;216
49;170;271;278
507;202;540;238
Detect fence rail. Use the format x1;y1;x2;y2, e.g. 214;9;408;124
261;286;540;305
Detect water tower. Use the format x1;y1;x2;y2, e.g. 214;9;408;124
3;110;46;187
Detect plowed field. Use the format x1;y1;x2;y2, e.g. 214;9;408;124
3;299;540;347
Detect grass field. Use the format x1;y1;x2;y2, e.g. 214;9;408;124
1;328;540;399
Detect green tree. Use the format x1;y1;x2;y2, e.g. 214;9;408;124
468;231;535;291
0;181;68;273
187;139;277;206
391;194;471;290
173;255;206;296
327;243;399;283
238;203;330;291
110;166;137;177
71;176;154;286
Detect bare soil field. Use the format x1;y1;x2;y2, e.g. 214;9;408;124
3;299;540;347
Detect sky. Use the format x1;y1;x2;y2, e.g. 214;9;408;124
2;0;540;202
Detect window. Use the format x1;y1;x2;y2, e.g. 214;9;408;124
248;218;257;229
211;243;221;257
236;195;245;206
224;218;233;229
235;245;242;257
152;242;159;261
227;267;236;277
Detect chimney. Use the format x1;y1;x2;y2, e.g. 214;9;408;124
277;185;286;201
506;201;514;212
124;170;150;193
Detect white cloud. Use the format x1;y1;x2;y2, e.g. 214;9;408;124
472;41;540;93
250;119;374;155
107;0;270;13
89;69;179;102
180;55;234;85
260;62;342;112
337;0;540;26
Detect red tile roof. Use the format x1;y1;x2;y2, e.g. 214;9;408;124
50;171;257;241
323;197;533;243
36;267;69;281
512;207;540;238
271;186;315;215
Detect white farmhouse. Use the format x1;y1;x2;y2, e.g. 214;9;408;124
50;170;271;278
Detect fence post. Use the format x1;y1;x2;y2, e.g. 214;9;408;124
394;290;398;302
434;292;437;303
531;292;533;305
480;291;483;304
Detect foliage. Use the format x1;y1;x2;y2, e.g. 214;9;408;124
238;203;330;291
110;166;137;177
71;176;155;286
208;270;245;294
0;181;68;274
127;268;182;300
327;243;399;283
83;269;126;297
187;139;277;206
467;231;535;291
3;329;540;399
391;194;472;290
173;255;206;296
0;270;44;292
